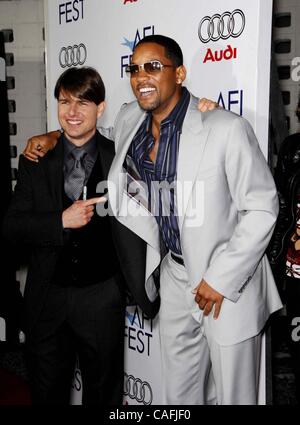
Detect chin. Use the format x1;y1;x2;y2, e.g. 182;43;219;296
138;100;158;112
66;132;80;139
66;127;82;136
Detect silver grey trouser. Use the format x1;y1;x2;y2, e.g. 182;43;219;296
159;252;261;405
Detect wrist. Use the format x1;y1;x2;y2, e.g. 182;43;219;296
62;212;68;229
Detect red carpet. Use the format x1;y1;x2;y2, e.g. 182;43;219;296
0;368;31;405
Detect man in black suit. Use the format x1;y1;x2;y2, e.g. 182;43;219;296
2;67;159;405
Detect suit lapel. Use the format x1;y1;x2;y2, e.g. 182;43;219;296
42;139;64;210
176;95;210;233
96;131;114;179
107;106;160;251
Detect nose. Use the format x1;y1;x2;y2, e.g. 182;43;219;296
68;102;78;115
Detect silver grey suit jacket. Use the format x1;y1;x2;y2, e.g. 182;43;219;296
106;93;282;345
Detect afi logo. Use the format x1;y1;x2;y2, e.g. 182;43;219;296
124;0;138;4
59;0;84;25
120;25;155;78
218;90;244;116
125;306;153;356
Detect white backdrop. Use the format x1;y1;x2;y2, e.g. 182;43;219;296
44;0;273;405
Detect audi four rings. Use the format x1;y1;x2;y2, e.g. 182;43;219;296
198;9;245;43
123;373;153;405
59;44;87;68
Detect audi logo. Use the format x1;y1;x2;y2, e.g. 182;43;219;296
198;9;245;43
59;44;87;68
123;373;153;405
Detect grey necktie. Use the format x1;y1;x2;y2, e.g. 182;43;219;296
64;149;87;201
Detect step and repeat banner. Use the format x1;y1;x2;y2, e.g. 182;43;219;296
44;0;273;405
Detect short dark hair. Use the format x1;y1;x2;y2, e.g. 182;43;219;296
54;66;105;105
134;35;183;67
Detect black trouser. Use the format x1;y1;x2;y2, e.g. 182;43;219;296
286;276;300;404
26;276;125;405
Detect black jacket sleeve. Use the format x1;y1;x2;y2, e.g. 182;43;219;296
2;155;64;247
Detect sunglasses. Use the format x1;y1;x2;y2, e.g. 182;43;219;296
125;60;175;77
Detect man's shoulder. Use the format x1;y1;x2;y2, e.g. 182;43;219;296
281;132;300;149
119;99;139;111
95;130;115;155
117;100;142;118
203;109;255;141
18;152;42;171
188;93;247;130
203;108;244;127
96;129;114;145
114;100;144;130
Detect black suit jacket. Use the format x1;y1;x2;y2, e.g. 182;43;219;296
3;131;160;334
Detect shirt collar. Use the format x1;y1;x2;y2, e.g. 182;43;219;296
161;86;190;128
144;87;190;134
62;132;98;160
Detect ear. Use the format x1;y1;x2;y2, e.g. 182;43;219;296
176;65;187;85
97;101;106;118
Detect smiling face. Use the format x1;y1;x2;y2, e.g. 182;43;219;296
130;42;186;121
57;90;105;146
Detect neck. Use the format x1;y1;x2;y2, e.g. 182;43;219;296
152;87;182;127
151;87;183;141
151;116;161;142
64;128;97;147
